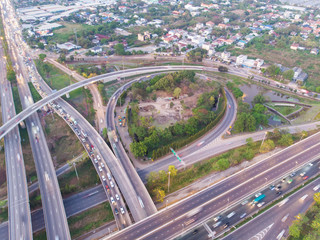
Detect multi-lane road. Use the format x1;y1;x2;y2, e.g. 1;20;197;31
103;131;320;240
0;42;32;239
1;1;71;238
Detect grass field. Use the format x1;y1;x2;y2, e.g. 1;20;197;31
50;23;96;43
58;157;100;198
34;202;114;240
266;103;302;116
28;82;42;103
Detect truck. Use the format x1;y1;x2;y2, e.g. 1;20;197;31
112;130;118;142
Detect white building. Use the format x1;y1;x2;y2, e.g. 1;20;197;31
236;55;247;65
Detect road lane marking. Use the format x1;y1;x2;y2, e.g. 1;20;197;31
248;223;274;240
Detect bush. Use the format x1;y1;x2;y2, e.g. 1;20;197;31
216;158;230;170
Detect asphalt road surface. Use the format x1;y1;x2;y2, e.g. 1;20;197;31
0;42;32;239
103;131;320;240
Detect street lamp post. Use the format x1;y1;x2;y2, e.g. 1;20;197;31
168;171;171;193
259;132;268;152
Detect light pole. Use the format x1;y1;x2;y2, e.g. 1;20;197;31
73;162;79;181
265;177;268;183
168;171;171;193
259;132;268;152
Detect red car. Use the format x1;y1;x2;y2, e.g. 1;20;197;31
105;184;110;191
303;176;309;180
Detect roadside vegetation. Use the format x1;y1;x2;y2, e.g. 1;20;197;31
126;71;226;160
35;59;96;126
147;128;311;202
288;193;320;240
28;82;42;103
58;157;100;197
266;103;302;116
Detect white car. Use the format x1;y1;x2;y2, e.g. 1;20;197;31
120;207;125;215
94;158;98;164
98;166;102;172
102;175;106;181
101;162;105;168
110;181;114;188
110;197;115;205
257;202;265;208
115;194;120;201
227;211;235;218
97;155;101;161
255;193;262;198
213;221;221;228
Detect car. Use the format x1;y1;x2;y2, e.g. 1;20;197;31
257;202;265;208
308;163;313;167
97;155;101;161
105;184;109;191
110;181;114;188
255;193;262;198
213;215;222;222
313;184;320;191
269;185;275;190
192;229;198;235
115;194;120;201
287;179;293;184
223;222;230;229
101;162;105;168
94;158;98;164
241;200;249;205
110;197;115;204
303;176;309;180
120;207;125;215
114;208;119;215
281;178;286;183
290;172;296;177
91;144;95;150
276;185;282;190
276;191;282;195
300;172;306;177
240;213;247;219
213;221;221;228
227;211;235;218
107;172;112;180
81;138;86;142
102;175;106;181
98;166;102;172
197;141;204;147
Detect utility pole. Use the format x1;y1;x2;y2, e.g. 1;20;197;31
259;132;268;152
168;171;171;193
74;28;78;46
73;162;79;181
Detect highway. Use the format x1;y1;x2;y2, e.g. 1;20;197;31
0;185;109;239
0;42;32;239
179;160;320;240
103;131;320;240
1;1;71;239
28;45;132;226
222;177;320;240
106;77;158;217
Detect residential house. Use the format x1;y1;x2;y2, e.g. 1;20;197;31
236;55;247;65
138;31;152;41
56;42;80;51
91;46;102;54
290;43;299;50
311;48;319;55
206;21;214;27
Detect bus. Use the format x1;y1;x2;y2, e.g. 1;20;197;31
253;194;265;204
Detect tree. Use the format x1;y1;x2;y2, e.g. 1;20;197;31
218;66;228;72
253;94;266;104
173;87;182;98
253;103;267;114
153;188;165;202
69;55;74;61
283;69;294;80
260;139;275;153
168;165;177;177
37;42;44;49
289;220;302;238
278;133;293;147
58;53;66;62
130;141;147;157
314;192;320;205
246;137;254;147
266;64;280;77
102;128;108;139
216;158;230;171
147;171;159;187
114;43;126;55
39;53;46;61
